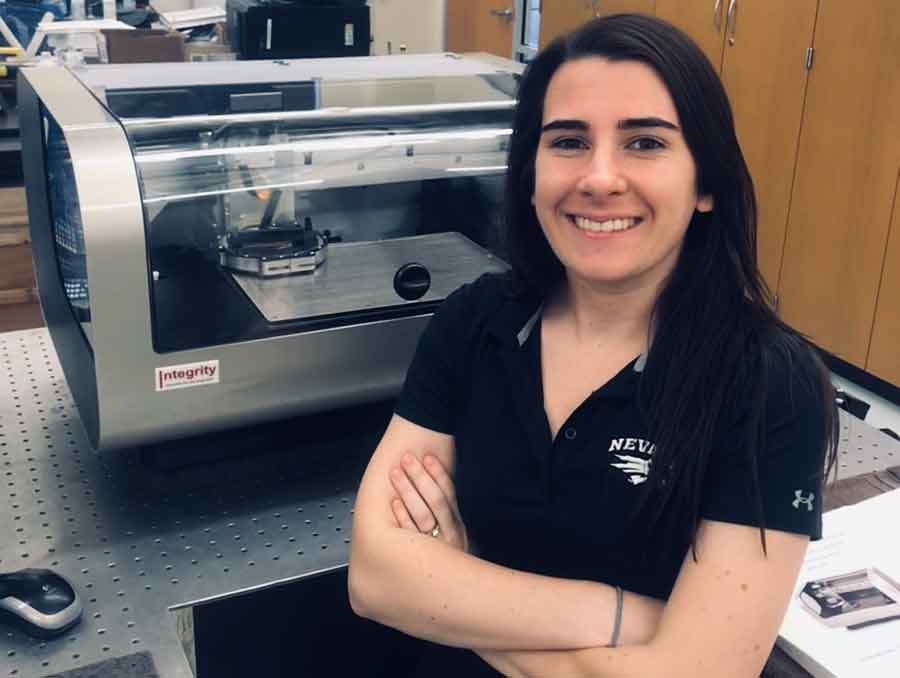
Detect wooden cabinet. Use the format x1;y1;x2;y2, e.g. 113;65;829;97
656;0;816;294
867;172;900;384
539;0;655;48
719;0;817;291
0;244;35;296
527;0;900;383
539;0;594;48
447;0;515;58
0;186;43;333
654;0;726;71
543;0;817;294
777;0;900;367
647;0;900;383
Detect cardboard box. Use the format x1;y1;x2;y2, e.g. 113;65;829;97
102;29;186;63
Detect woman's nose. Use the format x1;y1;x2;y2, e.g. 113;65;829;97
576;151;628;197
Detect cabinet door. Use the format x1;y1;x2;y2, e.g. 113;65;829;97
778;0;900;366
447;0;514;58
539;0;594;48
655;0;726;72
593;0;656;16
719;0;817;292
540;1;656;48
866;171;900;385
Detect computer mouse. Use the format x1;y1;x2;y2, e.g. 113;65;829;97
0;568;83;639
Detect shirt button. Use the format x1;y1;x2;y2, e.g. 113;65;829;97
563;427;577;440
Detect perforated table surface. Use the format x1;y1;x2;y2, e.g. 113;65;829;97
0;328;385;678
1;327;898;678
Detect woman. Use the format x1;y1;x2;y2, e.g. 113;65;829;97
348;13;838;678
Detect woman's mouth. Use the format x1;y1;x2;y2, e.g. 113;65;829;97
571;215;642;234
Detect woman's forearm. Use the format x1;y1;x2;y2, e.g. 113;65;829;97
476;645;657;678
348;520;663;651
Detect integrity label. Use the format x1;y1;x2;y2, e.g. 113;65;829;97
155;360;220;392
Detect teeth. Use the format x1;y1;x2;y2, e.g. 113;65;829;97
574;216;638;232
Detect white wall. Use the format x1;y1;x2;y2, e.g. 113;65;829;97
150;0;447;55
367;0;446;55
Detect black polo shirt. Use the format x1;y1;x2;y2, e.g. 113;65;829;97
394;273;826;675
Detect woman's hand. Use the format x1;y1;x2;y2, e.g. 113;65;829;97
389;453;469;553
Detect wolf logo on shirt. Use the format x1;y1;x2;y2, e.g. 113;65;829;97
608;438;656;485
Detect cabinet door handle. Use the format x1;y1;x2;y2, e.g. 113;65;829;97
490;8;513;17
713;0;723;31
726;0;738;45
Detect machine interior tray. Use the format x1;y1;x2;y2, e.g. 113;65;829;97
230;231;507;322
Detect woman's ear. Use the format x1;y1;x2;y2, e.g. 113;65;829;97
697;193;714;213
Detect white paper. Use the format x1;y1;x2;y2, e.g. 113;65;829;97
777;489;900;678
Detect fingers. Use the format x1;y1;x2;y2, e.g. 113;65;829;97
390;454;437;533
421;455;460;516
391;495;417;531
391;453;465;546
402;454;455;532
421;455;467;551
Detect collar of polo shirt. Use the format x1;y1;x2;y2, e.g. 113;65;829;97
514;305;649;373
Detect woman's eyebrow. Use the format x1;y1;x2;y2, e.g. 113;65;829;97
617;116;679;131
540;119;588;133
540;117;680;134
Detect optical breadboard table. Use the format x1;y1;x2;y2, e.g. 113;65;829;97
0;328;385;678
1;327;898;678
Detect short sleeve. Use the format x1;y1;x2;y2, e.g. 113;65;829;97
394;278;486;434
701;344;830;540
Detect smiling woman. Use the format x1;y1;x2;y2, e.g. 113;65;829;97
533;57;713;295
348;13;839;678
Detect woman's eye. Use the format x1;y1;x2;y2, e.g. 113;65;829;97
550;136;587;151
627;137;665;151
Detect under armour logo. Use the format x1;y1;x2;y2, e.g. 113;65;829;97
792;490;815;511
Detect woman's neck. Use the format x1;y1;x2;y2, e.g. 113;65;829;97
546;274;662;350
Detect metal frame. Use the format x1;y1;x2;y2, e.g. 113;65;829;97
513;0;539;63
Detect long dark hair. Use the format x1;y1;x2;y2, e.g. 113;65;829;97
503;14;838;556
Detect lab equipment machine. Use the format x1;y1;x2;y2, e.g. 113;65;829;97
18;53;519;450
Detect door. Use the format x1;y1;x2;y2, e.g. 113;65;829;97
719;0;817;293
778;0;900;365
655;0;727;72
540;0;656;48
867;171;900;385
447;0;515;58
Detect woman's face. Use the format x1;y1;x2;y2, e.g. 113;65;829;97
533;57;713;293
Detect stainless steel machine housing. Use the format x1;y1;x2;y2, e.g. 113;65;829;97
18;54;520;450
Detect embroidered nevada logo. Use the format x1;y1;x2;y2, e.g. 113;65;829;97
609;437;656;485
